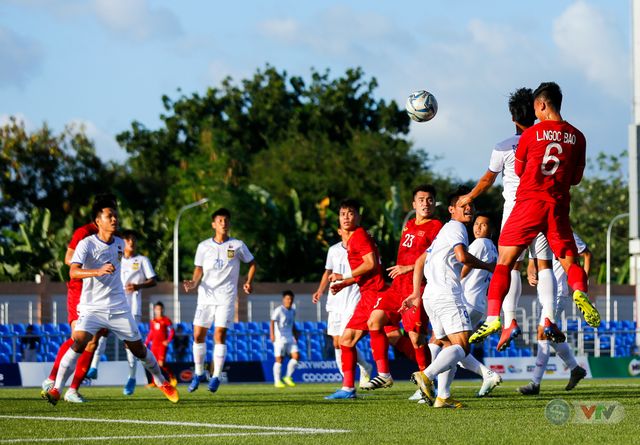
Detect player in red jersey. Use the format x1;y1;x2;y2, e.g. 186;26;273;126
325;199;387;400
41;194;116;403
145;302;177;387
470;82;601;344
361;185;442;391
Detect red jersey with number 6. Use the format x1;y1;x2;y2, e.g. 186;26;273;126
515;120;586;206
395;218;443;295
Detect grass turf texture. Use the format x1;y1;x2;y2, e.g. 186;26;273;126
0;379;638;444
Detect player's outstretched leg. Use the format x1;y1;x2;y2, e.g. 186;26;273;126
325;345;357;400
565;366;587;391
572;290;600;327
549;341;586;390
189;342;207;392
458;353;502;397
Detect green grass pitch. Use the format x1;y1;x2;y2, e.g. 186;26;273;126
0;379;638;444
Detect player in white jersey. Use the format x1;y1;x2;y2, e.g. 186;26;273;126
271;290;300;387
519;233;591;395
183;208;256;394
42;202;178;405
312;237;373;385
457;213;502;397
460;88;558;351
402;188;494;408
117;230;158;395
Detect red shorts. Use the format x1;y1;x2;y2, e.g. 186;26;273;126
151;346;167;364
499;199;577;258
375;286;428;334
67;292;80;324
345;286;387;331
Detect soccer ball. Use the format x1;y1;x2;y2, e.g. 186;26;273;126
405;90;438;122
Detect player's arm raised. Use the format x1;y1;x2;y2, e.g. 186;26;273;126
453;244;494;272
312;269;331;304
183;266;203;292
458;170;498;207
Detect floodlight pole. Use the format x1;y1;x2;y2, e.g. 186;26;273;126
173;198;209;323
606;213;629;323
630;0;640;346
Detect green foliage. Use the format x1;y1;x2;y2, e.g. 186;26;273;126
571;152;628;284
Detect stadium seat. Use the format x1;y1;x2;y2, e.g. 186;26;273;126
317;321;327;332
12;324;26;335
236;351;249;362
250;351;263;361
233;322;247;332
0;353;10;363
0;342;12;355
260;321;270;333
0;325;10;335
247;322;261;332
311;350;323;361
58;323;71;336
304;321;317;333
45;352;57;362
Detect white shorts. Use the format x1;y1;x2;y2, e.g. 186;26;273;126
502;203;552;261
193;303;234;329
423;293;472;340
273;337;299;357
327;310;354;337
75;311;141;342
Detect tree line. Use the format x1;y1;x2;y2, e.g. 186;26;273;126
0;66;629;284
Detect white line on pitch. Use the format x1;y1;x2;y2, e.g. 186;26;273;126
0;432;326;443
0;415;349;434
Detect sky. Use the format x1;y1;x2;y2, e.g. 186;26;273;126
0;0;633;181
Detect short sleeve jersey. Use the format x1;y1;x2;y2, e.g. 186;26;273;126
395;218;443;295
553;233;588;297
271;305;295;340
194;237;254;305
147;316;174;346
67;223;99;297
515;120;586;206
462;238;498;312
347;227;386;293
424;220;469;297
324;242;361;313
71;235;130;314
488;134;521;205
120;254;156;318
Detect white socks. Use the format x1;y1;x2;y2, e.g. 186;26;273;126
356;348;371;375
538;268;558;322
90;336;107;370
551;341;578;370
212;344;226;378
459;353;491;378
192;342;206;376
334;348;343;376
286;359;298;378
140;349;165;386
126;348;137;379
273;361;282;382
55;349;80;391
428;343;442;362
424;345;466;381
532;339;550;385
438;366;457;399
503;269;522;326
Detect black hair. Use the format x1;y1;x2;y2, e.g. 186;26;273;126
211;208;231;220
447;186;471;207
339;199;360;214
474;212;494;227
120;229;137;241
533;82;563;112
508;88;535;127
412;184;436;199
91;193;118;221
154;301;164;308
282;290;295;299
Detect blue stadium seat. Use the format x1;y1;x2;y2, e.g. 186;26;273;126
298;349;308;361
304;321;317;333
236;351;249;362
247;322;261;332
58;323;71;336
311;350;323;361
43;323;58;335
235;339;249;351
177;322;192;334
250;339;263;351
294;321;304;333
0;342;12;355
266;349;274;361
233;322;247;332
250;351;263;361
317;321;327;331
0;353;10;363
0;325;10;335
12;324;26;335
45;352;56;362
260;321;270;333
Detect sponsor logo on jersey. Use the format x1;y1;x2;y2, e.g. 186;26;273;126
227;249;235;259
132;262;140;271
417;231;425;237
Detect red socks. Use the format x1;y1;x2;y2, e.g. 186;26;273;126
415;345;430;371
567;263;588;293
487;264;511;317
70;349;93;390
394;335;416;361
340;345;356;388
369;329;390;374
48;338;74;381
